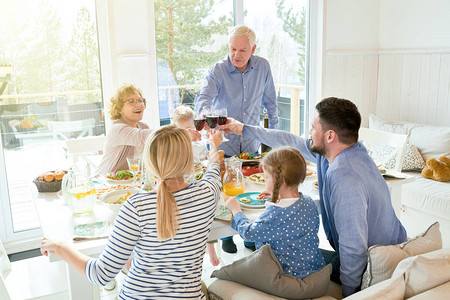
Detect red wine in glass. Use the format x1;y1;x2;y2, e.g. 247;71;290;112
206;116;218;128
194;118;206;131
218;115;228;125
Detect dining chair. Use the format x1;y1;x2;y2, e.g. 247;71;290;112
65;135;105;171
358;127;409;172
48;118;96;140
0;238;69;300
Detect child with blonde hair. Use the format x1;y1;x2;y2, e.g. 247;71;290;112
172;105;221;266
41;125;223;299
225;147;327;279
172;105;195;129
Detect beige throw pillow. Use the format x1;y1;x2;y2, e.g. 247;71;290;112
211;244;331;299
391;248;450;298
361;222;442;289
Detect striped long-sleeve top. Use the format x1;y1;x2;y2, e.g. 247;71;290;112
85;163;222;299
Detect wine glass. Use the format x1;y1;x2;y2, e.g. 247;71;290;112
194;110;206;132
126;156;141;187
205;109;219;132
215;107;229;142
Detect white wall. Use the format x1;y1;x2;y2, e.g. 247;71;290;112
379;0;450;49
325;0;380;51
321;0;450;127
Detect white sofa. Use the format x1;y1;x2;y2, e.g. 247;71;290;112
206;223;449;299
206;247;450;300
368;114;450;248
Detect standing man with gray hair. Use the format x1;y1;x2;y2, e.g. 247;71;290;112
195;25;279;253
195;25;278;157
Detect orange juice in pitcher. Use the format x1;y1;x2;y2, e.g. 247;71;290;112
223;158;245;196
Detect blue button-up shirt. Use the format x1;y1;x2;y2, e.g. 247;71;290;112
194;54;278;156
242;124;407;297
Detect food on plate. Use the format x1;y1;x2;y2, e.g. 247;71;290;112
43;172;55;182
237;152;262;160
105;191;131;205
54;170;65;180
242;164;261;176
306;167;317;177
96;185;135;199
256;193;267;200
248;173;265;183
106;170;134;181
195;172;204;180
313;181;319;189
239;197;251;203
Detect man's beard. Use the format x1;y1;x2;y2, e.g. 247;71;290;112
311;137;327;156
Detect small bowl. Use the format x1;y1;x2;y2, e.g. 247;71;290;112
99;188;141;218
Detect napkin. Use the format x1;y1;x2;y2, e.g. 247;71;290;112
73;221;110;241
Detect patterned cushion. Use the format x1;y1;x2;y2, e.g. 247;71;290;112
211;244;331;299
366;143;425;171
369;113;420;135
361;222;442;289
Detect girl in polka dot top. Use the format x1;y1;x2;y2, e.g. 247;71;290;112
225;146;326;278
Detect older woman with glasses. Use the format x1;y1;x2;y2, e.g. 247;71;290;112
96;84;201;177
95;84;152;176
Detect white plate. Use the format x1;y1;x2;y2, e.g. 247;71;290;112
99;188;141;204
99;188;141;218
105;178;134;185
247;173;266;185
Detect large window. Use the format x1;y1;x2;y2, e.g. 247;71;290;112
0;0;104;244
154;0;234;124
245;0;308;135
154;0;309;136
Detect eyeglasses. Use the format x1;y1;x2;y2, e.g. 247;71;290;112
125;98;146;106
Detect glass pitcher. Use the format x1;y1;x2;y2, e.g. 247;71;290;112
222;158;245;196
62;161;96;215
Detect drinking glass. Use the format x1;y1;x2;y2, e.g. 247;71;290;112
214;107;229;142
194;110;206;132
205;109;219;131
126;156;141;187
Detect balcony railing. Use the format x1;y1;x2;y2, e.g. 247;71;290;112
159;83;306;136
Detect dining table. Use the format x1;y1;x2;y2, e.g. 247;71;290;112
33;168;321;300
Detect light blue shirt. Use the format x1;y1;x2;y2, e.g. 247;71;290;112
242;124;407;296
232;195;326;279
194;54;278;156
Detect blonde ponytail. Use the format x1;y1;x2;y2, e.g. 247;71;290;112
143;125;194;240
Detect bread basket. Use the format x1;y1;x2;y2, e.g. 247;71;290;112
33;170;67;193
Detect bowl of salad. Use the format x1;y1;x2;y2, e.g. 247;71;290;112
105;170;139;185
99;188;141;219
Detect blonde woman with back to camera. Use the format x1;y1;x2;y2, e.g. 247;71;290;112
41;125;223;299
